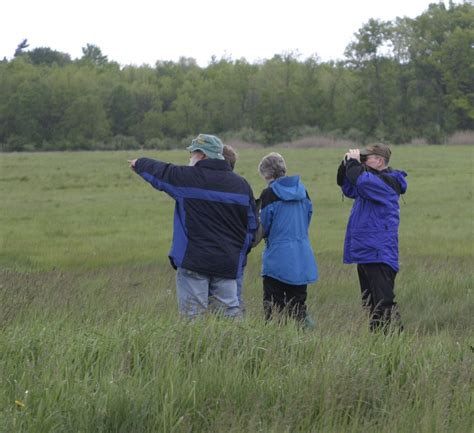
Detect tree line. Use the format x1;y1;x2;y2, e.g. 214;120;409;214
0;2;472;151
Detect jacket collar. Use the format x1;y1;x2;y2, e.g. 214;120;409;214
195;159;232;171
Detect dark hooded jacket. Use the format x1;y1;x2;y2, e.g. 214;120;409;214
134;157;258;279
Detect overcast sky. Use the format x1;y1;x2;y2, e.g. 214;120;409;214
1;0;451;66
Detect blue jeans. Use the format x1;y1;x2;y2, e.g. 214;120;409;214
236;274;245;311
176;268;241;318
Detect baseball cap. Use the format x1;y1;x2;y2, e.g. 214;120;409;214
360;143;391;161
186;134;225;160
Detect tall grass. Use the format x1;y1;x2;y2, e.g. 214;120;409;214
0;306;471;432
0;146;473;432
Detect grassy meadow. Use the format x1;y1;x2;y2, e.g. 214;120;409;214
0;146;473;432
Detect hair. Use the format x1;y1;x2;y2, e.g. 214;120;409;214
258;152;287;180
223;144;238;170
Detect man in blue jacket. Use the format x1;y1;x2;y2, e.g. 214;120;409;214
337;144;407;332
129;134;258;318
258;152;318;326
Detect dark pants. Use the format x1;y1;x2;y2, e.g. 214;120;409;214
357;263;403;332
263;276;307;322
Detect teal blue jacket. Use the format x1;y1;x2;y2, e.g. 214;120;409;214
259;176;318;285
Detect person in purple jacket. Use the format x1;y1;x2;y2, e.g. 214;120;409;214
337;144;407;332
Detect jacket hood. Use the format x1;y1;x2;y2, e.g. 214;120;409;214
387;169;408;194
270;176;307;201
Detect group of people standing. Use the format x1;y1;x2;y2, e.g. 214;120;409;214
129;133;407;332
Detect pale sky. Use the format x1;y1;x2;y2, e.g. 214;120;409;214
1;0;451;66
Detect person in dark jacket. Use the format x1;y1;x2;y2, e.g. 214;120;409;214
222;144;245;310
258;152;318;326
129;134;258;318
337;144;407;332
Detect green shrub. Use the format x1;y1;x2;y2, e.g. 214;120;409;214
108;135;140;150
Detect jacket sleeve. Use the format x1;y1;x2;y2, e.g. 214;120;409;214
341;179;357;199
336;161;346;186
247;189;259;235
258;188;276;238
345;159;365;185
337;160;358;199
250;197;263;247
252;224;264;247
134;157;184;199
260;204;274;238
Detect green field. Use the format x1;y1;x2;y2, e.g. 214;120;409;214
1;146;473;432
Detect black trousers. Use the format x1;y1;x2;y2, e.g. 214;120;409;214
357;263;403;332
263;276;307;322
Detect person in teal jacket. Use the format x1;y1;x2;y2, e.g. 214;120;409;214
257;152;318;325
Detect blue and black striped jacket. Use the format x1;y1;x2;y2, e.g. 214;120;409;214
134;158;258;279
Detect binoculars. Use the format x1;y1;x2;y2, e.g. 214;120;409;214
345;154;367;164
344;151;370;165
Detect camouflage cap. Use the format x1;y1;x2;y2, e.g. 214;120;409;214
360;143;391;162
186;134;225;160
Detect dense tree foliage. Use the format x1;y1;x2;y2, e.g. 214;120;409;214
0;2;472;151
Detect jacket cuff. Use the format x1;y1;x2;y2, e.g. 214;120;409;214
134;158;147;174
345;159;364;185
337;161;345;186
